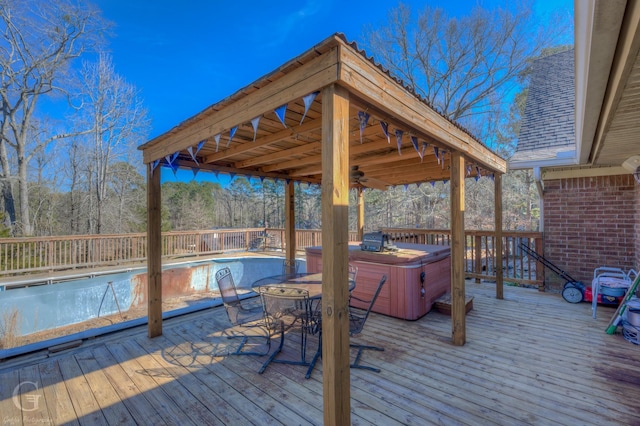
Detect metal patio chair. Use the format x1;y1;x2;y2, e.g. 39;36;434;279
215;267;269;356
258;286;317;374
349;274;387;372
282;258;301;277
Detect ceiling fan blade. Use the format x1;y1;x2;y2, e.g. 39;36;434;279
360;176;389;191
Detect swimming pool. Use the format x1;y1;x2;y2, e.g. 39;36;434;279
0;256;305;357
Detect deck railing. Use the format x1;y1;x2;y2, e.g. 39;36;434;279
0;228;543;287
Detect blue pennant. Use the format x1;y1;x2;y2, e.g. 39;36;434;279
476;166;481;178
416;182;422;188
380;121;390;143
286;178;291;184
394;129;404;155
442;179;448;185
433;147;440;164
229;172;236;182
467;166;472;176
300;92;319;124
214;134;221;152
475;175;480;182
274;104;287;128
431;181;436;187
358;111;370;144
251;116;261;142
227;127;237;147
260;176;265;182
196;139;205;153
490;173;495;181
170;160;179;176
213;171;219;178
410;136;420;158
191;167;199;178
404;183;409;190
165;154;173;166
151;159;160;172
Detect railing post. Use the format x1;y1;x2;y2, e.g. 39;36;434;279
535;237;545;291
474;234;482;284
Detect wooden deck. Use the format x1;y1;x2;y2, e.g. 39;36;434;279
2;283;639;425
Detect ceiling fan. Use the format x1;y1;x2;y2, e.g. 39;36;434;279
350;166;389;190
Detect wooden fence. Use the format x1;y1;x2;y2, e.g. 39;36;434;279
0;228;543;287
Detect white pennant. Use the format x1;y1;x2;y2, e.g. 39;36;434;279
251;117;261;142
300;92;319;124
214;134;221;152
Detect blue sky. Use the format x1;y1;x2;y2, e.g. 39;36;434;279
94;0;573;141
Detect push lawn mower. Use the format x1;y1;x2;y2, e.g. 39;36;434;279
518;243;586;303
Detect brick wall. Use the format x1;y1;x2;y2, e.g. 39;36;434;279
543;175;637;291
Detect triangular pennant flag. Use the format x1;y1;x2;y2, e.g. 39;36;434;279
171;151;179;164
466;166;472;176
251;116;261;142
191;167;200;178
380;121;390;144
300;92;319;124
421;142;428;163
490;173;495;180
227;127;237;147
394;129;403;155
228;173;236;182
196;140;205;154
416;182;422;188
214;134;221;152
358;111;370;144
475;175;480;182
410;136;421;159
442;179;448;185
286;178;291;184
165;155;172;165
274;104;287;128
404;183;409;190
260;176;265;182
476;166;481;178
151;159;160;172
187;146;198;164
433;147;440;164
431;181;436;187
440;150;446;169
170;160;179;176
213;171;219;178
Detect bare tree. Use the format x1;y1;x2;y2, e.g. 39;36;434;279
364;1;570;147
0;0;107;235
75;53;149;234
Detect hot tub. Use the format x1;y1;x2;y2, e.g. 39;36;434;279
305;243;451;320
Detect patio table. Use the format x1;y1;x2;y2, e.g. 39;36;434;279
252;272;354;377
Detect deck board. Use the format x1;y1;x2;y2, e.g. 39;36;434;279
2;282;640;425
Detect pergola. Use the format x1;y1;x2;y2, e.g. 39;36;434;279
138;33;506;425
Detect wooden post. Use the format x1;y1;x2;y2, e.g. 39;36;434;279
450;151;466;346
285;180;296;261
495;173;504;299
474;234;482;284
357;187;364;241
321;83;351;426
535;237;545;291
147;162;162;338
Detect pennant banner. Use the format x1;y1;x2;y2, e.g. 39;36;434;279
358;111;370;144
440;150;446;169
191;167;199;178
151;159;160;172
433;147;440;164
300;92;319;124
421;142;428;163
227;126;237;147
251;116;261;142
394;129;404;155
380;121;390;144
274;104;287;128
196;139;205;153
187;146;198;164
214;134;221;152
410;136;421;159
